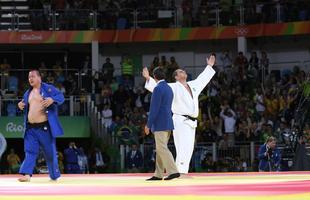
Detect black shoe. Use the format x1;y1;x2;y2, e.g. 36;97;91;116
146;176;163;181
164;173;180;180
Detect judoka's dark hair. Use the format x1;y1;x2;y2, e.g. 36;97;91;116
172;68;186;82
153;67;165;80
29;69;41;77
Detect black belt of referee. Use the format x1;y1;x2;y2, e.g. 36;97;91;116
182;115;197;121
27;121;49;129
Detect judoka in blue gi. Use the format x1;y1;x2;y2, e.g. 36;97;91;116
17;69;64;182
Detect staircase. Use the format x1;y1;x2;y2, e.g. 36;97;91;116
0;0;31;31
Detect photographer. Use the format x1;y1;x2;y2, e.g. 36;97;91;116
258;137;281;172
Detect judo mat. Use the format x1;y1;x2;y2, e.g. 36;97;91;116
1;172;310;200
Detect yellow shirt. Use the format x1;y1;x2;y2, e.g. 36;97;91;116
7;154;20;166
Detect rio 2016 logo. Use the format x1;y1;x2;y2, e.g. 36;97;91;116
6;122;24;133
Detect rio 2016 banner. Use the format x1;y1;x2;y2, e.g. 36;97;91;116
0;116;90;138
0;21;308;44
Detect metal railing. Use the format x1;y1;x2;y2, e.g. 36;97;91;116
0;68;97;94
88;97;111;144
0;95;91;117
1;2;309;31
118;142;257;172
118;142;310;172
0;60;310;100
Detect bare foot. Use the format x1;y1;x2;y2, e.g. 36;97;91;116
18;175;31;182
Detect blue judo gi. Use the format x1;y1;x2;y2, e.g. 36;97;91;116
19;82;64;180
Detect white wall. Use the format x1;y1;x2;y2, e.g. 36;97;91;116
142;54;157;67
158;52;194;67
99;35;310;76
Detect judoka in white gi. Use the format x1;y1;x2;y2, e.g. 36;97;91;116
143;55;216;173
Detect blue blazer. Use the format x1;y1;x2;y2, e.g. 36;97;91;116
126;150;143;169
147;80;174;132
22;82;65;138
258;144;281;171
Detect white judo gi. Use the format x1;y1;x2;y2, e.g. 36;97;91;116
145;65;215;173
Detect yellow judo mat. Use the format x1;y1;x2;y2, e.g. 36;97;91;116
1;172;310;200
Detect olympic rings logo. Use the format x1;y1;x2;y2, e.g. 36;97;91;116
234;27;249;36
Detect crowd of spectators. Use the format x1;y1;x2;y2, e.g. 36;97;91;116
28;0;175;29
0;143;112;174
0;49;309;173
91;51;308;172
185;0;310;27
21;0;310;30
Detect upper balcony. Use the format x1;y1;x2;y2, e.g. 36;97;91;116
0;1;308;31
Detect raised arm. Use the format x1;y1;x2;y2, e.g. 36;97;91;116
189;55;216;94
143;67;157;92
143;67;176;93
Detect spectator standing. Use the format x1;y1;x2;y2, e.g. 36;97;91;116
220;50;233;72
89;147;109;173
208;108;223;141
125;144;143;173
78;147;89;174
220;106;237;147
249;51;259;70
234;52;248;81
150;56;160;75
160;55;169;68
57;151;65;173
0;58;11;90
102;57;114;83
100;85;112;106
102;104;113;129
166;56;179;82
0;58;11;72
254;88;265;118
7;148;20;174
64;142;81;174
121;57;134;89
81;56;92;92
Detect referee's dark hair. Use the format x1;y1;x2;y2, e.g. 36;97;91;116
153;67;165;80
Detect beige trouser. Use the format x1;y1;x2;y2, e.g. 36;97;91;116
154;131;179;178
